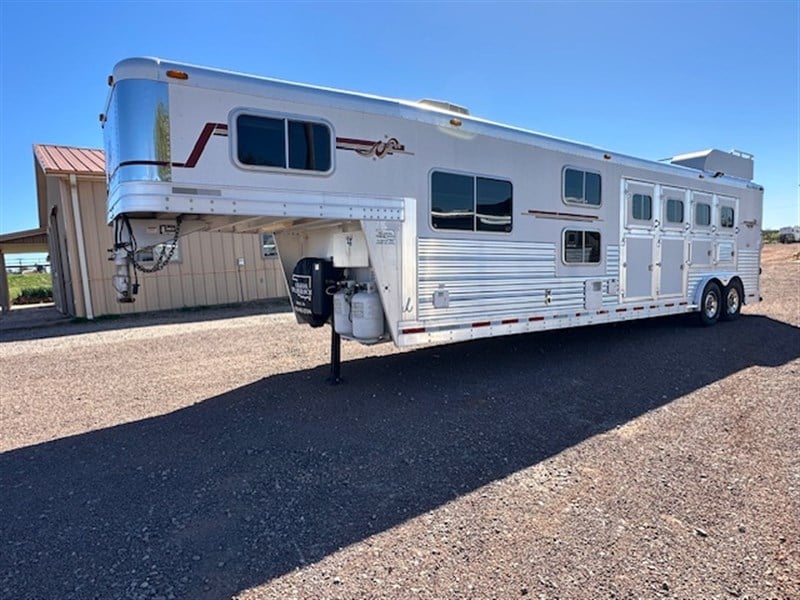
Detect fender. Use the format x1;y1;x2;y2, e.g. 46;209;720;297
691;272;739;306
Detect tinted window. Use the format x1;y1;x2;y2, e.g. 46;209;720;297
476;177;513;232
431;172;474;231
237;115;285;168
564;230;601;264
585;172;601;205
720;206;735;228
666;199;684;223
237;114;331;172
432;172;512;232
563;168;601;206
695;202;711;226
288;121;331;171
564;169;584;202
632;193;652;221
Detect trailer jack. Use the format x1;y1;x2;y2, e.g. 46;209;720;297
327;326;342;385
111;247;137;303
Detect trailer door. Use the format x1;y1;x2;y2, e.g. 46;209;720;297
657;187;689;298
621;180;656;301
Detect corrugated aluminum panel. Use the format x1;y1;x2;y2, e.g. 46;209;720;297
738;249;760;298
417;238;588;324
603;245;620;305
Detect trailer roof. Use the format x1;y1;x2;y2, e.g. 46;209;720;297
111;58;762;191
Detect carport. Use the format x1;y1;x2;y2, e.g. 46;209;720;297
0;227;49;313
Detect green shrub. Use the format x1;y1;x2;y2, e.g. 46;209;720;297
19;287;53;300
7;272;52;303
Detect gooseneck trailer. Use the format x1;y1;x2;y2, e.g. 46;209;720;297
102;58;763;378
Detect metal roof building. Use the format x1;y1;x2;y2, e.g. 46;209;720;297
0;145;286;317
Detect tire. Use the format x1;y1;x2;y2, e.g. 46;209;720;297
720;281;743;321
698;281;722;326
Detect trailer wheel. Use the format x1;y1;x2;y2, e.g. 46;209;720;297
699;281;722;326
720;281;743;321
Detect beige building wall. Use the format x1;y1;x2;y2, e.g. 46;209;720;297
47;175;286;318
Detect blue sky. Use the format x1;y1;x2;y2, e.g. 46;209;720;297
0;1;797;263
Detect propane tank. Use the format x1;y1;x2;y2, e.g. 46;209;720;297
333;281;355;336
352;282;384;340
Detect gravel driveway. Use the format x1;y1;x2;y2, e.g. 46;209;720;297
1;245;798;599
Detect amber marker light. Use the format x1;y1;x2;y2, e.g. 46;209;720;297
450;118;462;127
166;70;189;80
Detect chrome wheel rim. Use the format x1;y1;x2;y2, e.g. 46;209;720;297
726;287;740;315
704;291;719;319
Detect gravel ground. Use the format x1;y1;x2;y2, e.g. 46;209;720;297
0;244;798;599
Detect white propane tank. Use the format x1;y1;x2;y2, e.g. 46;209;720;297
351;282;384;340
333;282;355;336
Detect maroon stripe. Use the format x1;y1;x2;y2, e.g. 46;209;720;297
402;327;425;335
528;209;599;220
183;123;218;168
335;137;376;146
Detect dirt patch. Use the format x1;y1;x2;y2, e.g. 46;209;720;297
1;252;798;600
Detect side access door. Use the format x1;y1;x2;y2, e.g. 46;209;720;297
657;187;689;298
621;180;657;302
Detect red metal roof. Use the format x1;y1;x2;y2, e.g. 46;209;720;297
34;144;105;176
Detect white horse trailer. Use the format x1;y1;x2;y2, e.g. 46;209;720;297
103;58;763;379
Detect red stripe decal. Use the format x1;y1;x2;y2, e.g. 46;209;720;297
633;306;644;311
472;321;491;328
501;318;519;324
665;303;675;307
616;308;627;313
183;123;218;168
649;305;657;309
402;327;425;335
679;301;688;306
335;137;377;146
529;316;545;322
597;309;608;314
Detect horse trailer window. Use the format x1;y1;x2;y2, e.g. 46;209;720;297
431;171;512;232
720;206;735;228
238;115;285;168
695;202;711;226
564;230;601;264
476;177;512;232
237;114;331;172
632;193;652;221
563;168;601;206
288;121;331;171
666;199;684;223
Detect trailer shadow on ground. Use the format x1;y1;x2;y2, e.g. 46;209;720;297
1;314;798;599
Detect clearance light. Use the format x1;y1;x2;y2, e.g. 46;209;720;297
450;118;462;127
166;70;189;80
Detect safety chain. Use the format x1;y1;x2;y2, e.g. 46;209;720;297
131;218;182;274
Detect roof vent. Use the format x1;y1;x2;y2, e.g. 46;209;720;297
417;99;470;115
670;149;754;180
